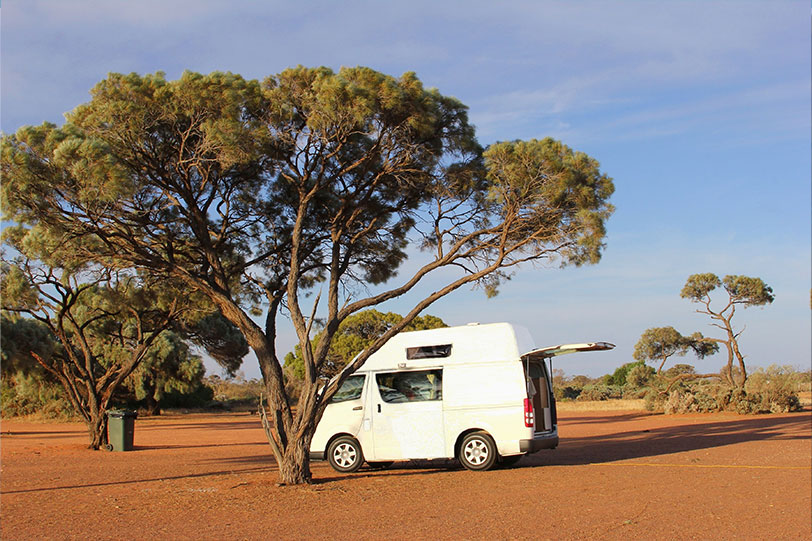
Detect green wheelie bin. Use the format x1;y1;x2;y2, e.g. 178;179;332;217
106;409;137;451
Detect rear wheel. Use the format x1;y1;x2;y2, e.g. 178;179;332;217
327;436;364;473
459;431;497;471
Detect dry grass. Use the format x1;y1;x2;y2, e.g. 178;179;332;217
556;399;646;411
798;391;812;407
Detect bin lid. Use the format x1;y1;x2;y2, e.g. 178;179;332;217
107;409;138;418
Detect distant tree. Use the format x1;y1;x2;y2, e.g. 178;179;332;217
568;375;593;389
633;326;718;374
663;363;696;378
124;331;206;416
284;310;447;384
681;274;774;387
605;361;647;386
626;363;656;388
1;68;614;483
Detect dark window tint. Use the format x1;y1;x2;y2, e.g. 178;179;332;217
331;375;365;403
406;344;452;360
376;370;443;403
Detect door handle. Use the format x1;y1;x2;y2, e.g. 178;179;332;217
352;405;362;411
377;404;381;413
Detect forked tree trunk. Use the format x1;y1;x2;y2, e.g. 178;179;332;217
277;437;313;485
87;410;109;450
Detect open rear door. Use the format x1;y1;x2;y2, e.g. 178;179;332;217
521;342;615;433
522;342;615;362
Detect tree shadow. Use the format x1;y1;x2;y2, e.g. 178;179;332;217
1;466;271;495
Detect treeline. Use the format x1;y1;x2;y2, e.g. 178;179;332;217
554;362;810;414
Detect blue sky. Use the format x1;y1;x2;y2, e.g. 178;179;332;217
2;1;810;379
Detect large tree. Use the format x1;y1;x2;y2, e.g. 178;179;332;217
1;68;614;483
680;273;774;387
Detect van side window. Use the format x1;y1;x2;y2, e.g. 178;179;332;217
330;375;365;403
375;370;442;403
406;344;452;360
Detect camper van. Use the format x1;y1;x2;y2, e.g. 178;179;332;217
311;322;614;472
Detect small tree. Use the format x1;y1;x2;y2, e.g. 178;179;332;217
0;262;182;448
633;326;718;374
680;274;774;387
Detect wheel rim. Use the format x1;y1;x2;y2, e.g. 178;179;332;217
333;442;357;468
463;438;489;465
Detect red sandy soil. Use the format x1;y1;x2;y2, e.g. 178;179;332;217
2;409;810;540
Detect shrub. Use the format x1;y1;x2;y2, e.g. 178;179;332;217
577;384;623;401
1;371;76;419
645;379;802;415
626;364;655;389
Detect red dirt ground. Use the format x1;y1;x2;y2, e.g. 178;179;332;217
2;409;810;540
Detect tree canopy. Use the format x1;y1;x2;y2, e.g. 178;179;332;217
1;67;614;483
633;326;718;374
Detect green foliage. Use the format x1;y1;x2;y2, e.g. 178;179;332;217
604;361;646;387
644;372;802;415
576;384;623;401
124;331;207;414
0;314;55;376
1;371;75;419
663;363;696;378
482;138;615;267
626;363;656;388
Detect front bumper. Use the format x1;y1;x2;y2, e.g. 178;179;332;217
519;428;559;453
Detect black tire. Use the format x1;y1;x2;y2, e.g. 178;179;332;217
327;436;364;473
459;431;498;471
366;461;394;470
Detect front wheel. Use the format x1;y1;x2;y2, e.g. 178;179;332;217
459;431;497;471
327;436;364;473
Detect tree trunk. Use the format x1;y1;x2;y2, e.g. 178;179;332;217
144;392;162;416
277;436;313;485
87;411;109;450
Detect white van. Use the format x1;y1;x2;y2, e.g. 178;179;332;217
311;322;614;472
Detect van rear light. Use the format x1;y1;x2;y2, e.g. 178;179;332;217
523;398;534;428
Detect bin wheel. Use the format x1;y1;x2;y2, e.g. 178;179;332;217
105;444;114;451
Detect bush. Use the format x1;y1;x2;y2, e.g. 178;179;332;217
1;371;76;419
577;384;623;401
626;364;655;389
645;378;802;415
554;386;582;401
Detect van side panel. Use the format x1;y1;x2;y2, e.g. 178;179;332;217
442;362;532;457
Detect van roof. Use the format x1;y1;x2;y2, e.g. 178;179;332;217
356;322;535;372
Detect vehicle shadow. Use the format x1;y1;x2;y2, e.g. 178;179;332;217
520;413;811;468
